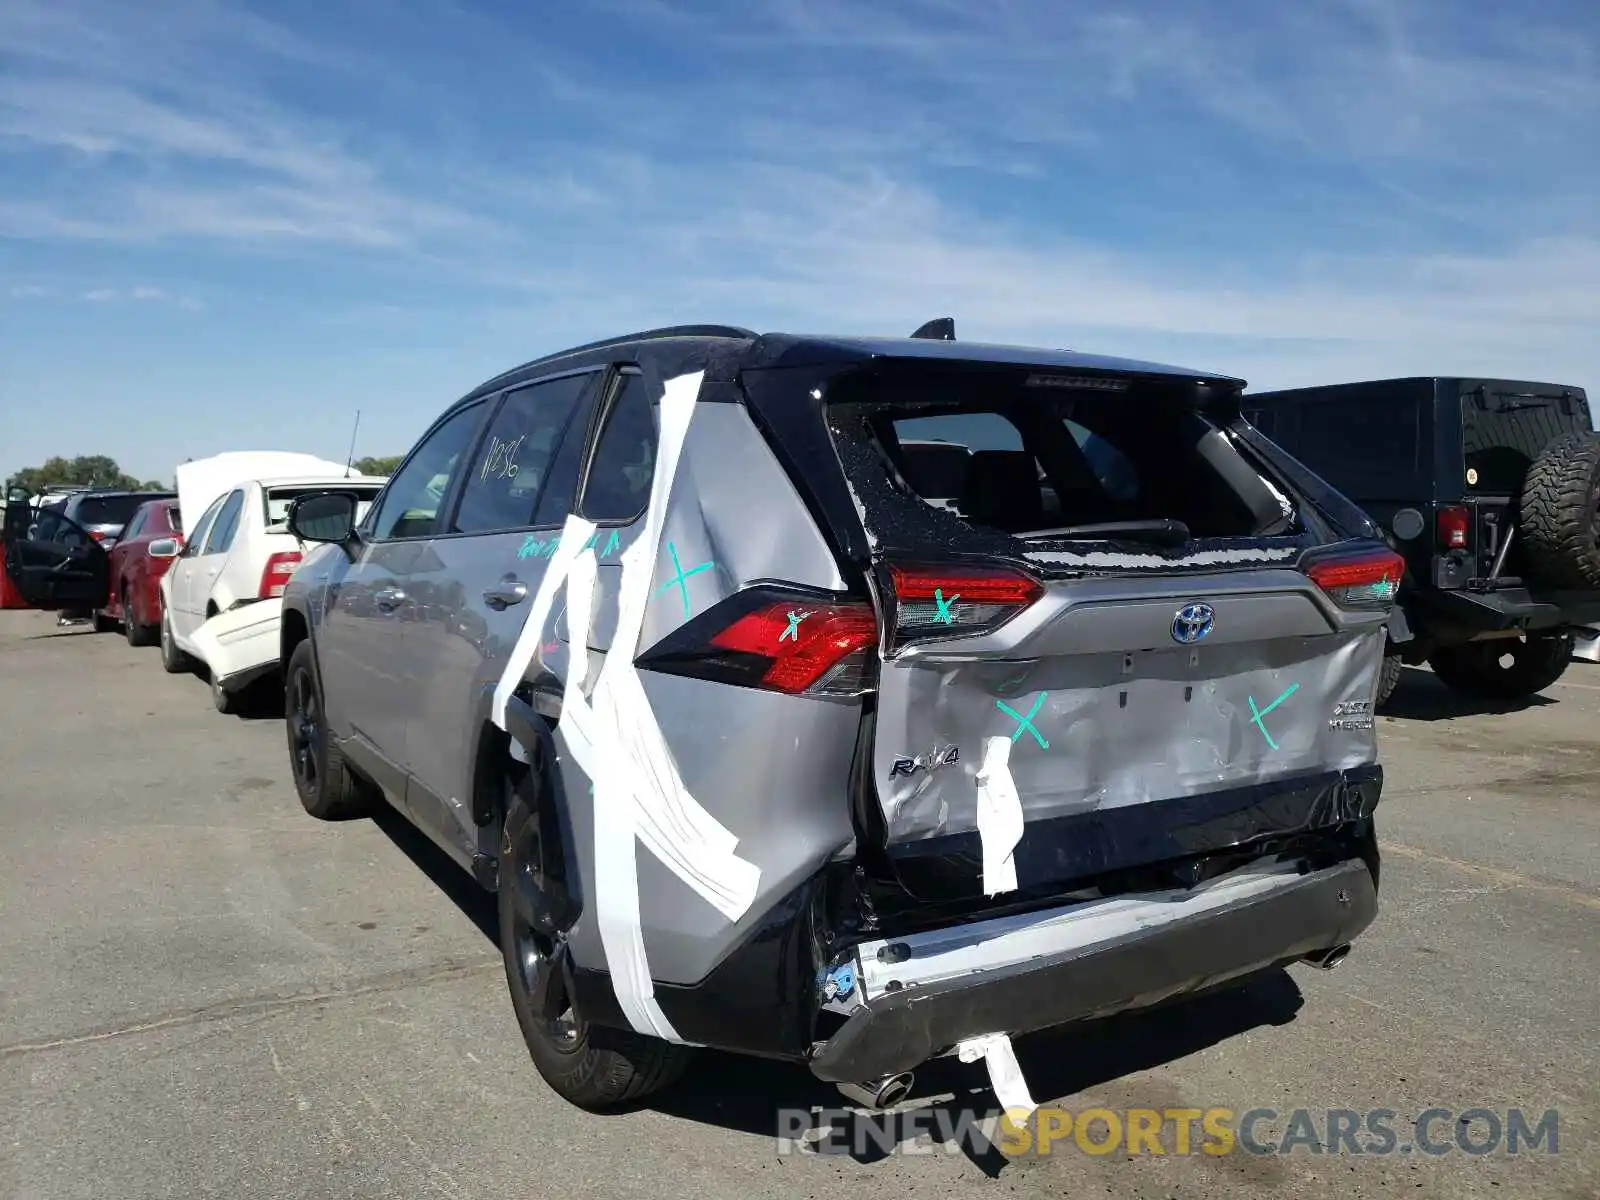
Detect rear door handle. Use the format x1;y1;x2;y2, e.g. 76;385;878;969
374;586;407;611
483;578;528;610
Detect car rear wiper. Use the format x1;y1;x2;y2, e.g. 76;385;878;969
1023;519;1191;545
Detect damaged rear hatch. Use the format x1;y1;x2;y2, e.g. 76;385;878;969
824;358;1400;902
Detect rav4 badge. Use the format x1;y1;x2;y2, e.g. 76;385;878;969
889;745;961;778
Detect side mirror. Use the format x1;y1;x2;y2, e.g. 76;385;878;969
287;491;360;544
148;538;181;559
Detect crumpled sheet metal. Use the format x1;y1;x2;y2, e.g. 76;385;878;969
490;368;761;1042
880;627;1382;849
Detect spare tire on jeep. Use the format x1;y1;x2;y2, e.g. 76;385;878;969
1519;430;1600;589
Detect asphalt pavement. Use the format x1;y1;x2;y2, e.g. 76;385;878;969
1;608;1596;1198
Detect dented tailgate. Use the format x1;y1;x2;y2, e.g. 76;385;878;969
820;358;1399;896
874;566;1385;852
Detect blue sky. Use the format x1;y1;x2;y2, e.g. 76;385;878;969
2;0;1597;482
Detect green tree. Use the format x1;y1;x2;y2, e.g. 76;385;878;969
7;455;147;495
353;455;402;476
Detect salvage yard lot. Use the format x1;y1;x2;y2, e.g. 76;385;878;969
1;608;1596;1199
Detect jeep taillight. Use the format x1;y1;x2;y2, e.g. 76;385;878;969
1305;549;1404;610
1436;505;1470;551
259;551;302;598
888;563;1044;642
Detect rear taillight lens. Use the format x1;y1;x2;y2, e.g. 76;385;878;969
88;529;107;541
709;601;879;695
1305;549;1404;610
259;551;303;598
637;589;880;697
1436;505;1469;551
888;563;1044;642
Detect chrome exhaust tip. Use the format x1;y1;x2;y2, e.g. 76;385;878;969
836;1072;915;1110
1302;943;1352;970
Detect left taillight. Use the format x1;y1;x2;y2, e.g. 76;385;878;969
639;591;880;697
259;551;303;598
1305;548;1404;610
709;601;878;695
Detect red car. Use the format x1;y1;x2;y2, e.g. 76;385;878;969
94;497;184;644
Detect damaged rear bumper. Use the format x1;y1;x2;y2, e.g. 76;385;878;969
807;854;1376;1084
190;597;284;689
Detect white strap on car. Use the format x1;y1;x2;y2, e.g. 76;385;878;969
956;1032;1037;1118
975;735;1024;896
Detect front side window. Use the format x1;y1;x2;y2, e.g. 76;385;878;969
366;401;487;541
451;373;596;533
181;495;226;557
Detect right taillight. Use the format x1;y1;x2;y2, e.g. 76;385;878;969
1305;548;1405;610
259;551;303;598
887;563;1044;642
1436;505;1470;551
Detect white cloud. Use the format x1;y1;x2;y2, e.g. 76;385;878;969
0;0;1595;396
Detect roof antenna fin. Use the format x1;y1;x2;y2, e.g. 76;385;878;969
910;317;955;341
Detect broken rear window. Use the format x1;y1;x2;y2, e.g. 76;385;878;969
828;364;1298;560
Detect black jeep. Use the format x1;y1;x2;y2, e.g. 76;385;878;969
1243;377;1600;707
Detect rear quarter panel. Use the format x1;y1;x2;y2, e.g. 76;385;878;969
547;393;863;988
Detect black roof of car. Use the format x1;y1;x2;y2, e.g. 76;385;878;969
460;323;1247;409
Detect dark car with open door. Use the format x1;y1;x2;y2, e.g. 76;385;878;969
1;500;114;622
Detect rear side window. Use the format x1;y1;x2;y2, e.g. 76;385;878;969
579;372;657;522
451;373;595;533
205;490;245;554
166;503;182;534
122;506;149;540
71;494;154;527
1251;388;1421;498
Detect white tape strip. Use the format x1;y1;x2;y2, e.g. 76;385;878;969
489;368;760;1041
975;735;1023;896
957;1032;1037;1117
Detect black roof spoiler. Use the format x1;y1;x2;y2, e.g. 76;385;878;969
909;317;955;341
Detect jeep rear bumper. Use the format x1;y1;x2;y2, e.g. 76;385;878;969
1415;586;1600;637
806;855;1377;1084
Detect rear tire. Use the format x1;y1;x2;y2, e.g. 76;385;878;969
123;589;157;647
285;638;372;820
498;788;694;1110
1427;631;1574;700
1374;652;1404;709
159;611;192;673
1519;431;1600;589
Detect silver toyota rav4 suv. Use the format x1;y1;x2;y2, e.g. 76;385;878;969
278;322;1401;1114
